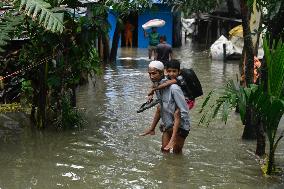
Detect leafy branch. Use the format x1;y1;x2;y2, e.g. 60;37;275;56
17;0;64;33
0;14;24;52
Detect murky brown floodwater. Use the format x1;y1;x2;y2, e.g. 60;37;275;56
0;41;284;189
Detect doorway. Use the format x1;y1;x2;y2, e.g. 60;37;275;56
121;12;138;48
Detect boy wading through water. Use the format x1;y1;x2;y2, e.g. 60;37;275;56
140;60;190;153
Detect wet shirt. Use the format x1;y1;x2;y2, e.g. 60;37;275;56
156;43;172;63
155;79;190;131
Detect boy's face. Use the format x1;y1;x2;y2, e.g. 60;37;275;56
166;68;180;79
148;67;163;82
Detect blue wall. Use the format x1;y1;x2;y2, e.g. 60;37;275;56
107;5;173;48
107;11;120;48
138;6;173;48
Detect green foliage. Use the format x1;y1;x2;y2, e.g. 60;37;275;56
55;93;86;129
21;79;33;105
164;0;220;17
257;0;283;20
0;103;25;113
0;14;25;52
18;0;64;33
263;37;284;98
105;0;152;18
2;0;105;129
199;80;256;126
199;36;284;175
260;37;284;174
81;48;102;76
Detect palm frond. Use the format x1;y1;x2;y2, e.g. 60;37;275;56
199;89;215;113
263;37;284;98
198;79;256;126
18;0;64;33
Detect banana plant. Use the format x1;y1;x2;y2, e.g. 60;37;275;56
18;0;64;33
0;0;64;51
0;14;25;52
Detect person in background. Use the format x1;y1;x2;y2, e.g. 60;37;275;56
124;21;135;47
156;35;172;64
143;27;160;60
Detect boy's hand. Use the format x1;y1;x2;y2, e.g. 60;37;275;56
147;94;154;102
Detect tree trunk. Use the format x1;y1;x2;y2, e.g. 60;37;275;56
249;0;261;54
102;34;110;62
267;144;275;175
71;85;76;107
98;36;103;59
240;0;254;86
240;0;256;140
30;83;37;125
242;107;257;139
37;62;47;129
110;22;121;63
250;0;266;154
255;120;266;156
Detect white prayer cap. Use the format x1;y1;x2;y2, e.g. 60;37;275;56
149;61;164;71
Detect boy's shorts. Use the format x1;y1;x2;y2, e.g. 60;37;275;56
159;124;189;139
148;45;157;51
185;99;195;110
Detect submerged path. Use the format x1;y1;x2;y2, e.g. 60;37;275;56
0;43;284;188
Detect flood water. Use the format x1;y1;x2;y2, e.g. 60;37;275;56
1;42;284;189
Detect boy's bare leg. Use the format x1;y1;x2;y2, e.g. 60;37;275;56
140;105;160;136
164;108;180;150
172;134;186;154
161;130;171;153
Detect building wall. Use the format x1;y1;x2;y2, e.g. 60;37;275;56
138;7;173;48
138;5;173;48
107;11;120;48
107;5;174;48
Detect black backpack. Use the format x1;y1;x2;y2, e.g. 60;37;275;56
180;68;203;100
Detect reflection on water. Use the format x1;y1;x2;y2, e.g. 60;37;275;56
0;44;284;188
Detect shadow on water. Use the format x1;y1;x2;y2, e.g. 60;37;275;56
0;43;284;188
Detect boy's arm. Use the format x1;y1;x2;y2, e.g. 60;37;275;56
151;79;177;94
148;79;177;96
